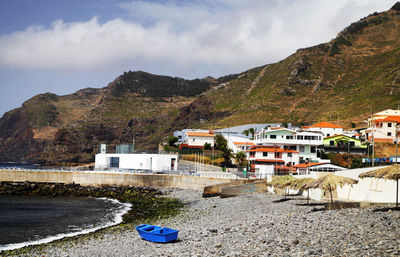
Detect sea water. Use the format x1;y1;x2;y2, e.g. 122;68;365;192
0;196;131;251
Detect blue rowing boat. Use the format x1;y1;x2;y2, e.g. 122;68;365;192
136;224;179;243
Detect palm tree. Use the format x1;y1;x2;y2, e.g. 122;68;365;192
359;164;400;207
234;151;247;169
248;128;255;139
306;174;358;203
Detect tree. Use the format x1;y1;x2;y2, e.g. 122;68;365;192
204;142;212;150
234;151;247;168
215;134;228;151
215;135;232;164
242;129;249;136
248;128;255;139
220;146;233;165
167;136;178;146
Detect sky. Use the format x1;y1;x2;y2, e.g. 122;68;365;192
0;0;397;116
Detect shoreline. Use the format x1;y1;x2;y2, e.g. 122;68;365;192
0;182;184;256
0;197;131;252
3;189;400;256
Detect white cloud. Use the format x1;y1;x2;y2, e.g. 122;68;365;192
0;0;396;78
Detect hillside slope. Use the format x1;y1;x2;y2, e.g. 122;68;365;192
2;4;400;164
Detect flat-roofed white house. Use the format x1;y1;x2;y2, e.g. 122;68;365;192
222;133;253;153
95;153;178;172
253;128;323;163
293;162;346;174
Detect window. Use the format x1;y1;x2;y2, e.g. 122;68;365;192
388;132;392;136
286;136;293;140
263;152;268;157
250;152;255;157
289;145;297;150
288;153;292;157
299;146;305;152
193;138;195;142
311;146;316;153
327;134;330;137
297;135;303;140
110;157;120;168
270;135;277;139
330;140;335;146
275;152;282;158
388;123;392;127
350;141;355;147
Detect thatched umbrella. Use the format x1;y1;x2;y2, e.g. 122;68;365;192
269;175;295;199
359;165;400;207
289;177;316;204
306;174;358;203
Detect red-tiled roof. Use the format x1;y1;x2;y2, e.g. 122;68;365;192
310;122;342;129
233;142;255;146
293;162;325;168
373;116;400;123
179;144;203;149
186;131;214;137
249;148;298;153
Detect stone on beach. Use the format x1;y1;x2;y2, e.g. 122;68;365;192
14;190;400;257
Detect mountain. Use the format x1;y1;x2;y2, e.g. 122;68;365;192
2;4;400;164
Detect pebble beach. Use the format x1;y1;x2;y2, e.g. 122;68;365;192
8;189;400;256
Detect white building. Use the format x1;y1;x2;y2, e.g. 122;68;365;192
247;146;299;177
95;153;178;172
361;109;400;143
222;133;253;153
293;162;344;175
184;131;215;147
253;128;324;163
304;121;343;138
173;129;210;143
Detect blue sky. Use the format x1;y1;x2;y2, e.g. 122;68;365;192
0;0;397;116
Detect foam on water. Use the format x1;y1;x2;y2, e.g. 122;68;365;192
0;198;131;252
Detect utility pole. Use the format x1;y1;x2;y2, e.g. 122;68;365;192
396;125;398;164
371;109;375;167
347;141;350;168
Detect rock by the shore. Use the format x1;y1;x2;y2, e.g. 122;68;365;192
7;190;400;256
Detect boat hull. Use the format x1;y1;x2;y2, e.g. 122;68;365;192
136;224;178;243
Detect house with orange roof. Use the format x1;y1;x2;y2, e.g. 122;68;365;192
305;121;344;138
361;110;400;143
247;146;300;176
182;130;215;149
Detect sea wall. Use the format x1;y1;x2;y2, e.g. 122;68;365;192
0;170;236;190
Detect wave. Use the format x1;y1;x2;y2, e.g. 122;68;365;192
0;198;131;252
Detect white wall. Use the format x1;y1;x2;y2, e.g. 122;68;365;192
95;154;178;172
255;165;274;179
186;135;214;147
335;167;398;203
286;167;400;203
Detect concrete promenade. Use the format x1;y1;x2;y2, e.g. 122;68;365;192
0;169;238;190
